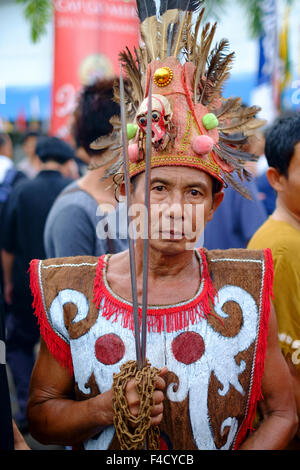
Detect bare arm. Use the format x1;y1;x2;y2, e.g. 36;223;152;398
27;338;166;446
1;249;14;304
27;338;114;446
286;356;300;438
240;304;298;450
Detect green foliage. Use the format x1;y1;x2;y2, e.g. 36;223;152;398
16;0;53;43
240;0;264;38
206;0;264;38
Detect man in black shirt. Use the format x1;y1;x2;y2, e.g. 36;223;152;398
0;287;14;449
1;136;76;431
0;287;30;449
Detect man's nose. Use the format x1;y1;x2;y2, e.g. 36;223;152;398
168;192;184;219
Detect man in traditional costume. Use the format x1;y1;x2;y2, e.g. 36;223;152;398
27;1;297;450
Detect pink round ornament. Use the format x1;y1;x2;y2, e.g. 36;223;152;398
192;135;214;155
128;143;139;163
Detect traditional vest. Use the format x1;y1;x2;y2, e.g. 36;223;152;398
29;248;273;450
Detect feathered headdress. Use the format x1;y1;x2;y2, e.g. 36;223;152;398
91;0;266;198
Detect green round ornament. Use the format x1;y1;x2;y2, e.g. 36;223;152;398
202;113;219;130
127;123;138;140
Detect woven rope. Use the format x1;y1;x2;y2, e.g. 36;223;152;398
112;360;160;450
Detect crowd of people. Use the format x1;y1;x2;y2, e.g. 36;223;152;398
0;78;130;449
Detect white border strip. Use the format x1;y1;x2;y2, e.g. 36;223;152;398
42;262;98;269
210;258;262;264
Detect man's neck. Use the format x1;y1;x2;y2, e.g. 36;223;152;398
134;241;197;281
272;200;300;231
78;167;116;208
40;161;62;172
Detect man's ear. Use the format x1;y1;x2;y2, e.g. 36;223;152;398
266;167;285;192
207;191;224;222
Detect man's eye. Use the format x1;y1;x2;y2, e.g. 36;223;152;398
153;185;165;192
190;189;201;196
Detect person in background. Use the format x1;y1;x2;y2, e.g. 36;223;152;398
0;287;30;450
202;131;267;250
202;175;267;249
0;133;27;203
1;136;77;433
44;78;128;259
252;128;277;216
0;133;27;306
17;131;42;179
256;170;277;216
0;132;14;178
248;114;300;448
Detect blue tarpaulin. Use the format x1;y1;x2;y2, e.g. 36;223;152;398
0;74;257;123
0;85;51;122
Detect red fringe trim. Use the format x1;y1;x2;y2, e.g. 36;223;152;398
93;249;217;334
233;248;274;449
29;259;74;376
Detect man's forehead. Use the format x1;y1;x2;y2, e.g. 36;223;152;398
149;166;212;184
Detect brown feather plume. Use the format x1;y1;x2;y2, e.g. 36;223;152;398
189;7;205;60
193;22;217;102
119;48;144;107
214;97;242;119
222;171;252;200
159;8;179;60
140;16;159;61
199;39;234;105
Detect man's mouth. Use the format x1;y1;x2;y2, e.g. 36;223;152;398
159;230;184;238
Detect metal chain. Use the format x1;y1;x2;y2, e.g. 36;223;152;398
112;360;160;450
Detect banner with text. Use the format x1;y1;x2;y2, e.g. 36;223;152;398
50;0;139;139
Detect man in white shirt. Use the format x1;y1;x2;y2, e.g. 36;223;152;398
0;133;13;182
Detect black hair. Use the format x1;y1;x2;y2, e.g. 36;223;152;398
22;131;39;144
265;113;300;177
71;78;120;156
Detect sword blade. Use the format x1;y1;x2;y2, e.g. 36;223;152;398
119;65;142;370
140;77;152;367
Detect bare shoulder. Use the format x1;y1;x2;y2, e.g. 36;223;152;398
105;250;131;297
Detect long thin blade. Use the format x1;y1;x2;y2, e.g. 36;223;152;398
140;78;152;367
119;65;142;370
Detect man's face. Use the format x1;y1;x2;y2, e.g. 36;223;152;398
130;166;223;254
0;136;13;159
280;142;300;218
23;136;37;159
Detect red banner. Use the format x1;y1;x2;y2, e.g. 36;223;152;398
50;0;139;139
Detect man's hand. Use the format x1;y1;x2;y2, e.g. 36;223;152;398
12;420;30;450
4;281;13;305
125;367;168;426
1;250;14;304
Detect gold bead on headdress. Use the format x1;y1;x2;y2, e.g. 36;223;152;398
153;67;173;87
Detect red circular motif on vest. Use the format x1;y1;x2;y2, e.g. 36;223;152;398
95;334;125;365
172;332;205;365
